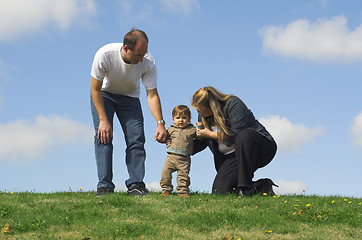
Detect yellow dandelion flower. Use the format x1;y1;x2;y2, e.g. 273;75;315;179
284;200;288;203
266;230;272;234
344;199;348;201
263;193;267;196
238;196;241;199
358;202;361;206
348;201;352;204
273;196;277;198
294;204;299;207
306;204;311;207
10;192;13;194
80;187;83;190
331;200;335;203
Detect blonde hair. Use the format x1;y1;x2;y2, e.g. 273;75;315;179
191;86;233;142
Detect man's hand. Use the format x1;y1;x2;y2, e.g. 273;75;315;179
154;124;167;143
97;120;113;144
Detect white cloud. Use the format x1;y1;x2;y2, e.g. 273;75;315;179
116;0;199;27
160;0;200;15
0;115;93;163
0;58;20;77
114;182;162;192
0;0;97;41
260;15;362;62
117;0;154;26
350;113;362;147
0;58;19;108
259;115;324;154
0;59;6;78
146;182;162;192
318;0;329;8
274;180;307;195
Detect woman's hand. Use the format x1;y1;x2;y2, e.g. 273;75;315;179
196;127;217;140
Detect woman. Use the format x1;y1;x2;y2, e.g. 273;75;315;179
192;86;277;196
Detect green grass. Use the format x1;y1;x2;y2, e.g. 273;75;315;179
0;191;361;239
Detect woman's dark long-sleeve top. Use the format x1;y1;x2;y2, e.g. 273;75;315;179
192;96;275;171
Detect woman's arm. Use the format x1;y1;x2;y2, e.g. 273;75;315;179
225;96;254;135
196;127;218;140
192;139;208;155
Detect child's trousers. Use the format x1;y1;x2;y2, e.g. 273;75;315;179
160;154;191;194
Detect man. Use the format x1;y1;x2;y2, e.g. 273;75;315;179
90;28;167;196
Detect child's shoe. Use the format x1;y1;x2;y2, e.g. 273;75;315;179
160;191;172;196
179;193;190;197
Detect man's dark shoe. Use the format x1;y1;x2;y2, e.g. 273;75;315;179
127;184;149;196
253;178;279;196
96;187;114;196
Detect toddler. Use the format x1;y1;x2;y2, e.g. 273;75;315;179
160;105;196;196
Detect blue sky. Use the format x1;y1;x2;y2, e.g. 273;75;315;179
0;0;361;197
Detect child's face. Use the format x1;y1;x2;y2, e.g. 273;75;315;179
173;114;190;128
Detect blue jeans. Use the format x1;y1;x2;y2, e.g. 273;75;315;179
91;91;146;190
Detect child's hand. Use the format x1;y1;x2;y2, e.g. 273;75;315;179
166;139;172;148
196;122;204;129
196;127;206;138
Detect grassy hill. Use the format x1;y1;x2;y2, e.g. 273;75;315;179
0;191;361;239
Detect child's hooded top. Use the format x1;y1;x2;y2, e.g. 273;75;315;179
167;124;196;157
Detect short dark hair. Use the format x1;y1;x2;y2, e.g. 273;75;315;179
172;105;191;119
123;27;149;51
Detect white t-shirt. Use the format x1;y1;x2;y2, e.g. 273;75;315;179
210;126;235;155
91;43;157;98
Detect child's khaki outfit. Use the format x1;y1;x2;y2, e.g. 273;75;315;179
160;124;196;194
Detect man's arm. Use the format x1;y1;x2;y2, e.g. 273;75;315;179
91;76;112;144
146;88;167;142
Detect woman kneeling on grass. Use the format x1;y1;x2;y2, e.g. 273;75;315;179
192;86;277;197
